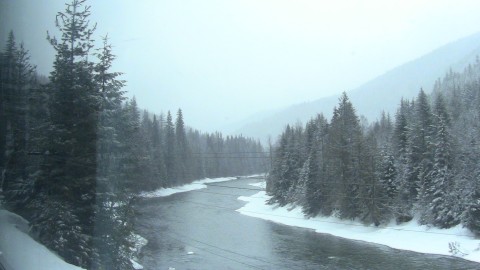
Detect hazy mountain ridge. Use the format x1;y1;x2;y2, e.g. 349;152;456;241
236;31;480;142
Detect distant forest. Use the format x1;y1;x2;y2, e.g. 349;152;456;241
0;1;264;269
267;59;480;233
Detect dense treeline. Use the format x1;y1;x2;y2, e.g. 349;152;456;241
131;107;266;192
267;60;480;232
0;1;264;269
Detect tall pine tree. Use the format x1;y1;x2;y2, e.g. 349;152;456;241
327;92;363;220
31;1;100;267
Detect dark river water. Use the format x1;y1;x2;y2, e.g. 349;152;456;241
133;177;480;270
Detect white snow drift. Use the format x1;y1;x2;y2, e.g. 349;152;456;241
0;210;84;270
138;176;238;198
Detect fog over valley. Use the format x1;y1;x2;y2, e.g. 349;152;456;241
3;0;480;134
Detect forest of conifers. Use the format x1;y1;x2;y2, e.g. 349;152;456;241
0;1;264;269
267;61;480;233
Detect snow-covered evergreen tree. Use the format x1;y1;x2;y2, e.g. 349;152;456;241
423;117;458;228
380;149;397;200
0;32;17;175
92;35;135;269
302;115;330;216
267;125;304;206
327;92;363;220
301;149;323;216
151;114;167;186
405;89;434;208
1;33;37;213
165;111;177;184
175;109;191;183
32;0;100;266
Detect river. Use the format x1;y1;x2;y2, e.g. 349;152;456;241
133;177;480;270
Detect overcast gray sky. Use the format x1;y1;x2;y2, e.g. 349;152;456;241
2;0;480;132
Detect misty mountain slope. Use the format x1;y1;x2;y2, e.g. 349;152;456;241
236;31;480;142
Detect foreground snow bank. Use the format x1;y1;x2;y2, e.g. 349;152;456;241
0;210;84;270
138;176;239;198
237;182;480;263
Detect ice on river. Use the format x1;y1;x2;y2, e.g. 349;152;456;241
237;181;480;264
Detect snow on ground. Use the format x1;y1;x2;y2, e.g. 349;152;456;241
0;210;85;270
237;181;480;264
249;181;266;189
138;176;239;198
245;174;266;179
130;259;144;270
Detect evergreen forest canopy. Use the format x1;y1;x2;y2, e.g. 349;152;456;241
267;60;480;233
0;0;265;269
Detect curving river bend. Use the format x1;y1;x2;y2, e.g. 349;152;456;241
133;177;480;270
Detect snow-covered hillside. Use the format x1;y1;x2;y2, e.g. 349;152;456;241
235;31;480;142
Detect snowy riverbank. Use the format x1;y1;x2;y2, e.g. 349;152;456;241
138;174;264;198
0;175;255;270
236;181;480;264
